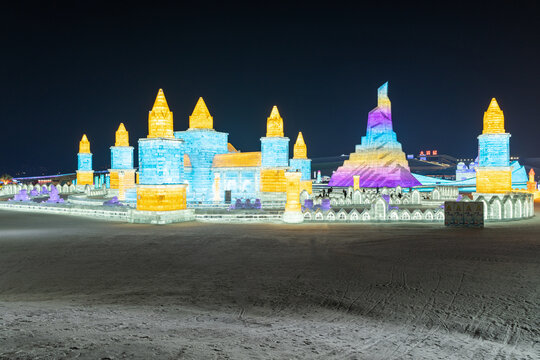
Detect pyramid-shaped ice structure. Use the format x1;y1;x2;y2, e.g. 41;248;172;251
329;82;421;188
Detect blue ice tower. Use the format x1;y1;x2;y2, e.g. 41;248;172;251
260;105;289;169
174;97;228;203
289;132;311;181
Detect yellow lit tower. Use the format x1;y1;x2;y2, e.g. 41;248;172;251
109;123;136;198
476;98;512;193
289;131;312;194
282;171;304;223
76;134;94;186
135;89;188;212
260;106;289;197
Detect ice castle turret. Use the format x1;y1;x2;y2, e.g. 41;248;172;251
329;82;421;188
76;134;94;186
476;98;512;193
527;169;537;192
109;123;135;191
289;132;312;194
174;97;228;203
260;106;289;193
289;132;311;180
136;89;187;211
147;89;174;138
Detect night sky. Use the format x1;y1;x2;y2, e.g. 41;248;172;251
1;1;539;175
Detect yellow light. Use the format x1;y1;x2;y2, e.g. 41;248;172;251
109;170;135;190
213;152;261;167
115;123;129;146
136;185;187;211
476;168;511;193
293;132;307;159
79;134;91;153
483;98;505;134
353;175;360;190
213;173;221;202
148;89;174;138
260;169;286;192
527;169;537;192
284;171;302;212
300;180;312;194
189;97;213;130
266;106;284;137
76;170;93;185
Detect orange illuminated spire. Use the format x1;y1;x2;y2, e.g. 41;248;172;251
115;123;129;146
189;97;213;129
266;106;284;137
483;98;505;134
148;89;174;138
79;134;90;153
293;132;307;159
529;168;535;183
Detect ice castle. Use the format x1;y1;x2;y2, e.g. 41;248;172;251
329;82;421;188
94;89;312;209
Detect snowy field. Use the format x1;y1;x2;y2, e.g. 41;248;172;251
0;208;539;359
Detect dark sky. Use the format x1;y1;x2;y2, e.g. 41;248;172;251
1;1;539;175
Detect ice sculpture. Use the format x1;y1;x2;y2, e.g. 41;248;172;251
104;196;123;206
174;97;228;202
527;169;537;192
136;89;188;211
260;106;289;193
10;189;31;202
476;98;512;193
76;134;94;186
45;185;64;203
109;123;135;190
289;132;312;181
283;171;303;223
329;82;421;188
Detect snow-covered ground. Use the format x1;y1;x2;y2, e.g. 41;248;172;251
0;208;539;359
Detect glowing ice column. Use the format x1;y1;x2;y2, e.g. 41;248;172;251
283;171;303;223
76;134;94;186
260;106;289;193
476;98;512;193
526;169;537;192
289;132;312;194
136;89;187;211
109;123;135;190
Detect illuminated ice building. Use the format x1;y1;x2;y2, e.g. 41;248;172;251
138;89;311;206
76;134;93;187
329;82;421;188
476;98;512;193
415;98;528;191
109;123;136;197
